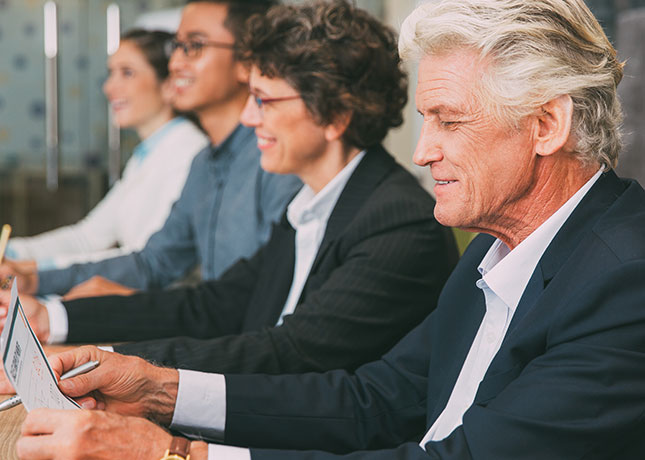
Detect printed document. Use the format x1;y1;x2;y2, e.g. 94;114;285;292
0;280;79;411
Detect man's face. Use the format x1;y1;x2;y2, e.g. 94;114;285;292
168;2;247;114
413;49;537;234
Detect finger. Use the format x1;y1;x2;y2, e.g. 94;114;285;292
48;346;98;381
16;435;57;460
58;369;104;398
20;409;68;436
74;396;98;410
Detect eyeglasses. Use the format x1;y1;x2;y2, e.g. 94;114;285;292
166;39;235;58
251;93;301;110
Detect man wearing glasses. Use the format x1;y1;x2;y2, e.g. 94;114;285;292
0;0;302;308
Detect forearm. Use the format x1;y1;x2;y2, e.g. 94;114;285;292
38;253;149;295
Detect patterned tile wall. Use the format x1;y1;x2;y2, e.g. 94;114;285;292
0;0;182;173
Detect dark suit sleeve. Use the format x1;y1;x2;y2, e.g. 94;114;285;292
222;261;645;460
116;206;455;374
64;245;265;343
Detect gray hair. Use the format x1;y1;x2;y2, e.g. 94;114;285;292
400;0;624;168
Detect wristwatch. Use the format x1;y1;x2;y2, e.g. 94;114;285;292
159;436;191;460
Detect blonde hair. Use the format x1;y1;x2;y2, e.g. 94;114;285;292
400;0;624;168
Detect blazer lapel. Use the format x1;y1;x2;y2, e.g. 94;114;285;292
305;145;396;278
244;214;296;330
507;170;627;335
473;171;628;401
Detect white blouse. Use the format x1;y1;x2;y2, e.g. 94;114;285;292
7;117;208;269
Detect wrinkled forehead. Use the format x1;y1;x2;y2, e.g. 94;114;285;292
415;49;488;114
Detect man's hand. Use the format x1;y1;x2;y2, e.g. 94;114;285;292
17;409;209;460
63;276;137;301
0;259;38;294
0;290;50;343
17;409;170;460
49;346;179;425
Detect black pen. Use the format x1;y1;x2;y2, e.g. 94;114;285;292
0;360;100;411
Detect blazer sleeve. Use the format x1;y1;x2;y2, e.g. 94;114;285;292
63;245;265;343
223;261;645;459
113;206;456;374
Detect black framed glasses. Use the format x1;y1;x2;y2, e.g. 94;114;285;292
166;39;235;58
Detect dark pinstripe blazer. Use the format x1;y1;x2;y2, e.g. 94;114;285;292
62;145;459;375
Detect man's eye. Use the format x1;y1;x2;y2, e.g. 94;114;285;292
440;120;459;128
188;42;204;51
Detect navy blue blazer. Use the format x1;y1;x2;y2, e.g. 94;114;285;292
222;170;645;459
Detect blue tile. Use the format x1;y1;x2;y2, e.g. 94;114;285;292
61;21;73;35
13;54;27;70
29;100;45;119
23;22;36;37
137;0;150;12
29;136;43;150
75;55;89;70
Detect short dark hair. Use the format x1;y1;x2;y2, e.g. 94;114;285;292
185;0;279;45
121;28;173;81
238;0;408;149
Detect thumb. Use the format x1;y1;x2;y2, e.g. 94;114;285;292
58;373;97;397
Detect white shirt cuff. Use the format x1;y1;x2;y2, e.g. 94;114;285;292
41;295;68;344
171;369;227;441
208;444;251;460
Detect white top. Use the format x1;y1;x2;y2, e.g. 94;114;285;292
420;168;603;446
170;151;366;460
277;150;365;325
7;117;208;270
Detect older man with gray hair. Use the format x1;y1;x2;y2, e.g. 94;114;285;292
12;0;645;459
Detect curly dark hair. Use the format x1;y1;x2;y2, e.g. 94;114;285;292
238;0;408;149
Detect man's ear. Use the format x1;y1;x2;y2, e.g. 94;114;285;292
324;111;353;142
534;94;574;157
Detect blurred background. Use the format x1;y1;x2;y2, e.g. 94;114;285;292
0;0;643;238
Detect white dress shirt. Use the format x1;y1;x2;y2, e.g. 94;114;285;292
278;150;365;325
420;168;602;446
171;151;366;460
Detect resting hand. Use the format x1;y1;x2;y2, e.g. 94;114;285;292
49;346;179;425
0;259;38;294
63;276;137;301
0;290;50;343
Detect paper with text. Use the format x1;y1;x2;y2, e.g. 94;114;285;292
1;280;79;411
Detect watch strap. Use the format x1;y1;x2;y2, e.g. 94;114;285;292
168;436;191;459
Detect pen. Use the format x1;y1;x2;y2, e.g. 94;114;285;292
0;359;100;411
0;224;11;264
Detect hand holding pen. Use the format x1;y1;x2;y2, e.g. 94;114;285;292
0;360;100;411
0;225;12;290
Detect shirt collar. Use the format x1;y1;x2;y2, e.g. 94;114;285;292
287;151;366;229
478;168;603;311
133;117;185;163
210;123;254;160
